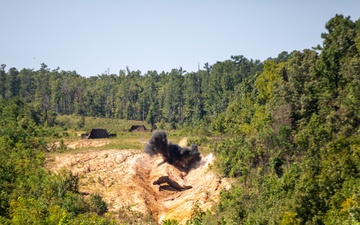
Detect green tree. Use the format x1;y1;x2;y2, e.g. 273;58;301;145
0;64;7;99
7;67;20;98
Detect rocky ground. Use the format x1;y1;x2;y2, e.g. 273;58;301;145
46;138;231;224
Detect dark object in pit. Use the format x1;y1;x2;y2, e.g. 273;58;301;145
153;176;192;191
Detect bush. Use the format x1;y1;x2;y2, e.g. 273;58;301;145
187;136;209;147
162;219;179;225
90;194;108;216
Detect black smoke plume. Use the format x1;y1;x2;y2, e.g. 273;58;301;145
144;130;201;168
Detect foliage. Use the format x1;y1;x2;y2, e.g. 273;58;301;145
117;206;156;224
200;14;360;225
0;13;359;225
0;98;116;224
186;202;206;225
162;219;180;225
90;193;108;216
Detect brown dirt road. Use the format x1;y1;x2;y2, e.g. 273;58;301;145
46;139;232;224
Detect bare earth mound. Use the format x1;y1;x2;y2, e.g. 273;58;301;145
46;144;231;224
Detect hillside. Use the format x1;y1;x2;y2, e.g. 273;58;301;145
46;138;231;224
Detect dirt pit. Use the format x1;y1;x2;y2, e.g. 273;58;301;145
46;140;231;224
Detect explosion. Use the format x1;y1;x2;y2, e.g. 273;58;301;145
144;130;201;168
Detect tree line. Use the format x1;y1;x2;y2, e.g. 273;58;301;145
0;57;262;129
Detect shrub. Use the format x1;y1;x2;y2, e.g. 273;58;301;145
90;194;108;216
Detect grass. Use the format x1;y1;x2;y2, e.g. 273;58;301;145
55;115;151;133
46;131;214;158
47;115;216;157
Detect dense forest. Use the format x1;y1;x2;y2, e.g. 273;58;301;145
1;14;360;224
0;50;262;129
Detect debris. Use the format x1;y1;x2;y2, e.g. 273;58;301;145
144;130;201;168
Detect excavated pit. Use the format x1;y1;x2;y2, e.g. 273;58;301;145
46;140;231;224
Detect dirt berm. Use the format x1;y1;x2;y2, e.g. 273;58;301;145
46;140;231;224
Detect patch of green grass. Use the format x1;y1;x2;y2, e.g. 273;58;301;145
46;121;215;157
83;117;151;134
55;115;151;135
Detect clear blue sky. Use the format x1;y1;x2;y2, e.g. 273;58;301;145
1;1;360;77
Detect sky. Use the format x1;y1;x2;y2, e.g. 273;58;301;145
1;1;360;77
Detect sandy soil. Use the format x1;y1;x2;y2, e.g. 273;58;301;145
46;139;231;224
